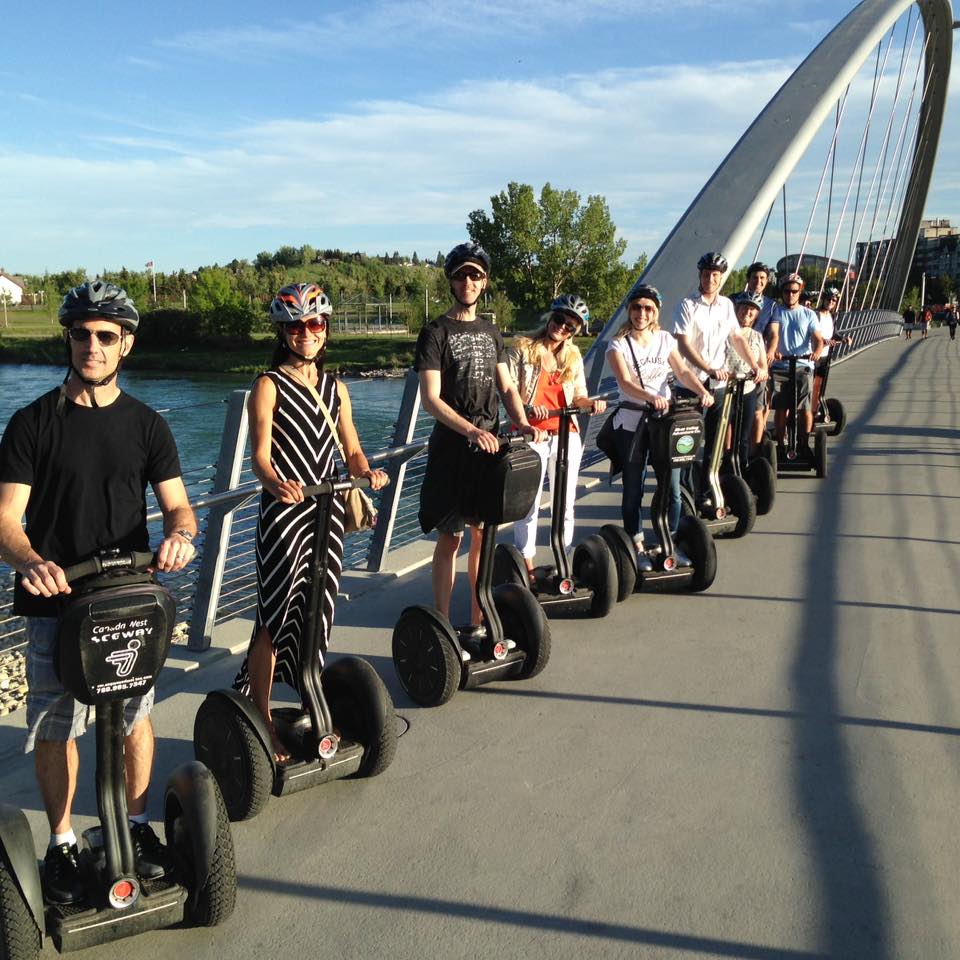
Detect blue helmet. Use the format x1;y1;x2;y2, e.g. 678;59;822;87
733;290;764;310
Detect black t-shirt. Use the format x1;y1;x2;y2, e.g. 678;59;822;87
414;314;506;435
0;388;182;617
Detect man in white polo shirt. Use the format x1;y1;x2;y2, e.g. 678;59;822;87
673;251;765;508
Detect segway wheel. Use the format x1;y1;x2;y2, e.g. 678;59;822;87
0;855;40;960
745;457;776;515
759;437;777;475
166;770;237;927
825;398;846;437
194;696;272;823
572;534;617;618
493;583;551;680
677;516;717;593
492;543;528;589
718;474;756;538
815;431;828;479
598;524;638;602
322;657;397;778
392;608;460;707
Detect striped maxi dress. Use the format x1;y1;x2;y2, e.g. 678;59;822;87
234;369;346;698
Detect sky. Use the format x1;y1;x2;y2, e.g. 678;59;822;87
2;0;958;277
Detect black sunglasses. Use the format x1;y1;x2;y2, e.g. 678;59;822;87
452;269;486;282
67;328;122;346
550;315;580;334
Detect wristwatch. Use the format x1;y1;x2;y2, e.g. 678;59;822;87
174;529;195;542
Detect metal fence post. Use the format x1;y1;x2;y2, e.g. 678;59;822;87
187;390;251;651
366;369;422;572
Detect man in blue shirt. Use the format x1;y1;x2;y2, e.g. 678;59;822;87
767;273;824;446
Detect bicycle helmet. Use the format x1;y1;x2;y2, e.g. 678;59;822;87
697;251;728;273
550;294;590;329
746;261;770;277
59;280;139;333
824;286;841;300
627;284;662;309
780;272;805;290
733;290;764;310
444;242;491;279
269;283;333;324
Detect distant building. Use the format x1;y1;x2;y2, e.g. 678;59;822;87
776;253;850;282
912;218;960;285
0;271;25;305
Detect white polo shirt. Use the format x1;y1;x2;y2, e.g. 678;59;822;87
672;290;740;382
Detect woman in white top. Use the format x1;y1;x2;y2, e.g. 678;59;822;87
605;284;713;571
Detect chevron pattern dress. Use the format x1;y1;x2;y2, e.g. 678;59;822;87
234;369;345;698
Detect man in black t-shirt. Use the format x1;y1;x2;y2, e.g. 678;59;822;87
415;242;543;638
0;281;198;905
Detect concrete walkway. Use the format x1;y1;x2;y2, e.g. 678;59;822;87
1;331;958;959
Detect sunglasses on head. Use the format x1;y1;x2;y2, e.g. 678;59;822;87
452;269;486;282
551;315;579;334
286;318;327;334
67;328;122;346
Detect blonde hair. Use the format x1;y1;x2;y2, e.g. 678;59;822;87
515;318;582;384
614;300;660;340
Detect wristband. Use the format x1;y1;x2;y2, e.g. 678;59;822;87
174;529;194;542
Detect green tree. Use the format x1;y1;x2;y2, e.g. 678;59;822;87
188;267;258;339
467;182;632;325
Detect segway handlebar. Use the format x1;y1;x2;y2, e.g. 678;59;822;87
524;391;618;420
61;550;157;584
300;476;373;499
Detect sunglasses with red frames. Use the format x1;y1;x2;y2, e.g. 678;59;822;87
67;328;122;346
451;269;486;282
285;318;327;334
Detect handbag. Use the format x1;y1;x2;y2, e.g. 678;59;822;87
596;337;649;479
315;393;378;535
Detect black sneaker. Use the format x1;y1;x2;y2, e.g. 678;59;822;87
43;842;84;905
130;822;175;880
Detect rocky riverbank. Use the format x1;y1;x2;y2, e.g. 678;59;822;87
0;650;27;716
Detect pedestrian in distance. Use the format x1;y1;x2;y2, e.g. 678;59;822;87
948;305;957;341
902;305;915;339
506;294;607;584
607;284;714;571
236;282;389;763
415;242;544;639
0;280;197;904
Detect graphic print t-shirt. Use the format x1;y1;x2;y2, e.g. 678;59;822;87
607;331;677;432
415;314;506;434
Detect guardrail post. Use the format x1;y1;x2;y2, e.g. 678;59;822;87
187;390;251;651
366;369;422;572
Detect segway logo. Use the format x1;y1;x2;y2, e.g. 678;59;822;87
105;639;142;678
676;435;696;455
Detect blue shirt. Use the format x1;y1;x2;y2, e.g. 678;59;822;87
770;305;819;368
754;296;777;336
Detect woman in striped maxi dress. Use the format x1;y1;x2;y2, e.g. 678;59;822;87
234;283;389;761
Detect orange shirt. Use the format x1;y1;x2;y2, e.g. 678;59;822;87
530;371;578;433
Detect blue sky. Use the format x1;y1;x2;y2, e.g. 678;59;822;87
2;0;957;275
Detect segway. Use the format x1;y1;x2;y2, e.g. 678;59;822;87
0;550;236;959
491;404;617;618
392;436;551;707
723;375;776;516
194;477;397;822
599;396;718;597
770;355;829;479
812;350;847;437
678;380;757;538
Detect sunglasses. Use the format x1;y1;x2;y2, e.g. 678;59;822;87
286;318;327;334
452;269;486;282
783;288;801;295
551;316;580;334
67;328;122;346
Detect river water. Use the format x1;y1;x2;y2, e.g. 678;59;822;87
0;364;407;471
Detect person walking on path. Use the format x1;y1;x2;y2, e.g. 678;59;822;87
235;283;388;762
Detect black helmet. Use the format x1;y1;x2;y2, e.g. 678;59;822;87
444;242;491;279
627;284;662;309
746;261;770;277
59;280;139;333
824;286;841;300
733;290;764;310
550;293;590;329
697;251;728;273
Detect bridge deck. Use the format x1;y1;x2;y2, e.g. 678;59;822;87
1;332;958;959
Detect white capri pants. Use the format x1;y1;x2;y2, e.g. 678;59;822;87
512;430;584;560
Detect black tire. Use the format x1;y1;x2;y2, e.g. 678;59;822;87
493;583;551;680
679;484;697;519
0;855;40;960
815;430;828;479
677;516;717;593
745;457;776;515
492;543;528;589
759;436;777;475
392;608;460;707
825;397;846;437
571;534;617;618
598;524;638;602
167;779;237;927
322;657;397;778
718;474;756;538
194;696;272;823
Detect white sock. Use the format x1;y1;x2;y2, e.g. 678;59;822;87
129;812;149;826
51;829;76;849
